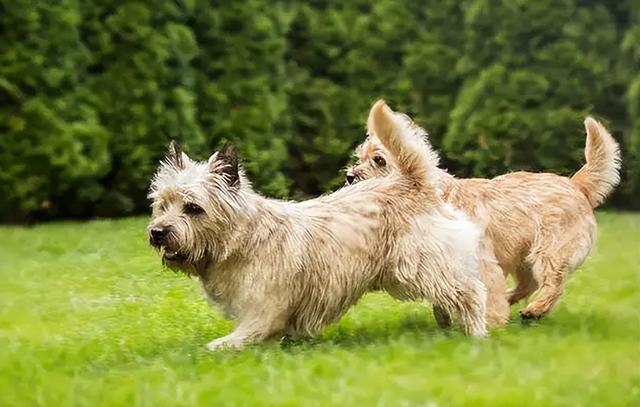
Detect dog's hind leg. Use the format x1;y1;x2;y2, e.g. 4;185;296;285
518;256;568;320
386;261;487;335
453;289;488;336
482;259;510;327
434;259;508;329
430;274;488;336
432;304;451;329
507;264;538;305
519;224;594;320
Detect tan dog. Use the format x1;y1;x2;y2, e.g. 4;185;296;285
347;115;621;320
147;100;488;350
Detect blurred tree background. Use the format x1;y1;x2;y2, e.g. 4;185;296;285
0;0;638;221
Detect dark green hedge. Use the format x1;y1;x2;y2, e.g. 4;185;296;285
1;0;639;221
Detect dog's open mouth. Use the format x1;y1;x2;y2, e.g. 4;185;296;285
162;249;187;264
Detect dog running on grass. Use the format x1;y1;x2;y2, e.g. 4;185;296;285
346;114;621;321
147;100;488;350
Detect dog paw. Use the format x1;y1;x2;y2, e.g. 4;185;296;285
519;309;542;320
206;336;245;351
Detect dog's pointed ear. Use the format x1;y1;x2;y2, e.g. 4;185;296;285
366;99;394;139
166;140;190;170
209;143;240;186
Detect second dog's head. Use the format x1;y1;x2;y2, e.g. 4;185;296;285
345;135;394;185
346;111;437;185
147;141;248;274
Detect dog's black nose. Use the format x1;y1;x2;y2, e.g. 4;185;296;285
149;227;168;244
346;173;356;184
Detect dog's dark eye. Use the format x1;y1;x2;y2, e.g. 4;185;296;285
184;202;204;215
373;156;386;167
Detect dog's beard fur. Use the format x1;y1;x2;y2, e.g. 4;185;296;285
346;116;621;321
147;101;488;350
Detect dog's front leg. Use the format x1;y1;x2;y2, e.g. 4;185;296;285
206;331;252;351
206;312;287;351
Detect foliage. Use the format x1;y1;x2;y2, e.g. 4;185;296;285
0;1;109;219
621;3;640;207
445;1;619;177
1;1;639;220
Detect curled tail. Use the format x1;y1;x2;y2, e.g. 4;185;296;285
571;117;621;208
366;100;440;189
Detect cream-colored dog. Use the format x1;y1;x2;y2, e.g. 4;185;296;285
147;100;488;350
347;115;621;320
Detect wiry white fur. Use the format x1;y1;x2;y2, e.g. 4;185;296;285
147;100;487;350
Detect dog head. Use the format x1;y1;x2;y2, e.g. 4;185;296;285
345;135;394;185
346;108;438;186
147;141;248;274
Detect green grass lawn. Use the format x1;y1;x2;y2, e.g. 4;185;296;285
1;213;639;407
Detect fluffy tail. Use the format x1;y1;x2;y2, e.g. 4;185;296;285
570;117;621;208
366;100;440;188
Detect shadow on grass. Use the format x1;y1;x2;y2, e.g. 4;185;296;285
279;313;449;351
56;313;446;374
37;304;635;377
521;307;638;337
